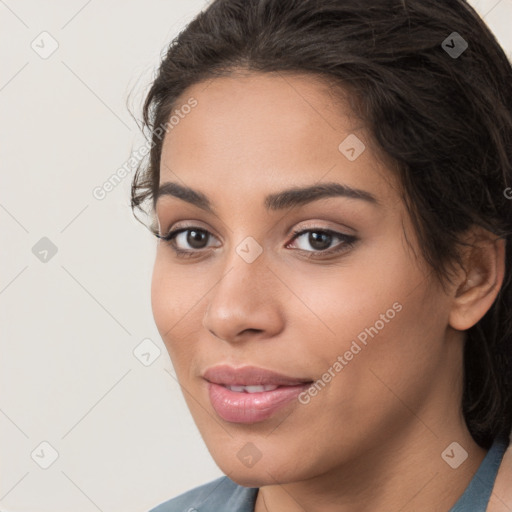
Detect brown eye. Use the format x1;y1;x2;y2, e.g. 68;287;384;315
307;231;333;251
289;228;357;255
156;227;221;256
185;229;209;249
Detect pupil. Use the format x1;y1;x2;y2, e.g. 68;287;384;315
310;232;331;250
188;230;207;249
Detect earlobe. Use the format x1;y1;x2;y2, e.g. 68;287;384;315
448;232;506;332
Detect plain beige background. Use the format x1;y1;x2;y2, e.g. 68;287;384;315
1;1;511;511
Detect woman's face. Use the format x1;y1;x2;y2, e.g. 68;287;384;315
151;72;461;486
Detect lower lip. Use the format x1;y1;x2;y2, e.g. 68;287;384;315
207;382;311;423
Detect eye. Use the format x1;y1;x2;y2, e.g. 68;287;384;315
287;228;357;257
155;225;358;260
156;227;220;257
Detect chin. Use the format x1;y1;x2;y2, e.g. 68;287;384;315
213;452;308;488
223;468;291;488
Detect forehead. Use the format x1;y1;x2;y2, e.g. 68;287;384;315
162;71;356;159
159;71;400;206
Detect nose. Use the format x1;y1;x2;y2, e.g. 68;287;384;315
202;252;285;343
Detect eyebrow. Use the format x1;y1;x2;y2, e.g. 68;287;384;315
155;181;379;214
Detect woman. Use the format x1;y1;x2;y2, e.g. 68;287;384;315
131;0;512;510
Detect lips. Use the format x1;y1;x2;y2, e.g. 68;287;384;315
203;365;314;423
203;364;312;387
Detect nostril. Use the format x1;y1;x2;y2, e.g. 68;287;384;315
242;328;263;335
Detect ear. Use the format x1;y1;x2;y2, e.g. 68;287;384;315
449;227;506;331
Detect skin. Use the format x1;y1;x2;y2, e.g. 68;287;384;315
151;71;505;512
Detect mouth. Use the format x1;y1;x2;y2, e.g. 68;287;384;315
203;365;314;423
221;384;283;393
203;364;313;387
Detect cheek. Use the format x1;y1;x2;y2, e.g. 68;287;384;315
284;254;411;351
150;254;204;359
294;248;445;397
150;256;174;337
321;273;446;425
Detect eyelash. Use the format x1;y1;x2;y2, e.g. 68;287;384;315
155;226;358;260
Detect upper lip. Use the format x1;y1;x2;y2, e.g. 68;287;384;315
203;365;313;386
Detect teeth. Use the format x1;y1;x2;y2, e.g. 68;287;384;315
228;385;246;392
226;384;279;393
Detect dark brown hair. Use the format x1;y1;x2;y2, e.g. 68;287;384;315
131;0;512;448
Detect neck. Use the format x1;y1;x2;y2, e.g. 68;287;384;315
254;416;486;512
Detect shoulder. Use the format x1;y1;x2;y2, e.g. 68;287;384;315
487;429;512;512
148;475;258;512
